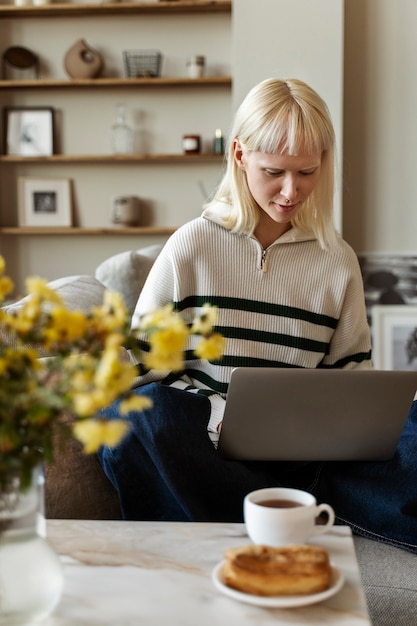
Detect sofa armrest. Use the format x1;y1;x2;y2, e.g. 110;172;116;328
45;417;121;520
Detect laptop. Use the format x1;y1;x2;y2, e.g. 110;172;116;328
217;368;417;461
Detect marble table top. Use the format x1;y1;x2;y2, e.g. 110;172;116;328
45;520;371;625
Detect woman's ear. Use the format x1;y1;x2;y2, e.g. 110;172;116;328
233;138;245;169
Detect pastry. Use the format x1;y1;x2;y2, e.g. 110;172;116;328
223;544;331;596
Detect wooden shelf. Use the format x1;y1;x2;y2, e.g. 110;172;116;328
0;1;231;18
0;153;225;164
0;76;232;90
0;226;176;235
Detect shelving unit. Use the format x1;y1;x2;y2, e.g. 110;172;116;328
0;1;231;18
0;153;224;164
0;226;175;235
0;0;232;292
0;76;232;90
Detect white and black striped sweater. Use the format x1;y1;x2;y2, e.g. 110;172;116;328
130;204;372;440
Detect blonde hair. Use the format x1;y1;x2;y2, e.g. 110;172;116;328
208;78;339;249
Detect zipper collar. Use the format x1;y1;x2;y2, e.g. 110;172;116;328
261;249;268;273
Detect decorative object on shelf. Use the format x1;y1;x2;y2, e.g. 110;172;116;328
213;128;224;154
111;103;133;154
64;39;103;79
123;49;162;78
186;55;205;79
18;177;72;227
2;46;39;81
3;106;55;157
111;195;141;226
0;464;64;625
182;134;201;154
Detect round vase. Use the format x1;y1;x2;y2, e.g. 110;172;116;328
64;39;103;79
0;465;64;625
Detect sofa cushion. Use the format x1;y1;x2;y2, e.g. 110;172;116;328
95;245;162;313
3;275;106;315
354;536;417;625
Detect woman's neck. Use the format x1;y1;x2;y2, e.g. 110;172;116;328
254;221;292;249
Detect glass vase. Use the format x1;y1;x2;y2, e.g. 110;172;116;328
0;465;64;625
111;103;133;154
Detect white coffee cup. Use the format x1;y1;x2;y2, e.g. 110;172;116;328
244;487;335;547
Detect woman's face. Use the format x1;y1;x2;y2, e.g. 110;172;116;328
234;140;322;239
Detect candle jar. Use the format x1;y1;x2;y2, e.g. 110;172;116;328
186;55;205;79
182;134;201;154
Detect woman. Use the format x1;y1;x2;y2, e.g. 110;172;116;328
99;79;417;553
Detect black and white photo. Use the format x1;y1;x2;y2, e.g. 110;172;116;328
3;107;55;156
18;177;72;227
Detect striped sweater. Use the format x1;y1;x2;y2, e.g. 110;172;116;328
130;203;372;441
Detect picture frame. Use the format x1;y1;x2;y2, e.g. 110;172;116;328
3;106;55;156
372;305;417;371
18;177;72;227
358;252;417;326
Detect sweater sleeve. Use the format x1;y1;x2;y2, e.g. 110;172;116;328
322;250;372;369
128;235;226;444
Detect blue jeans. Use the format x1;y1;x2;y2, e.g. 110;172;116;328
98;383;417;553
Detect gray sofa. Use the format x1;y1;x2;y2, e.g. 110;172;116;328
5;244;416;625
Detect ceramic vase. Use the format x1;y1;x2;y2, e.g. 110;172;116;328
0;465;64;625
64;39;103;79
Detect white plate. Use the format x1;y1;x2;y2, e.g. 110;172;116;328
212;560;344;608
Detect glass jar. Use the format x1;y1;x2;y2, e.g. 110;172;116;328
186;55;205;79
0;465;64;625
111;103;133;154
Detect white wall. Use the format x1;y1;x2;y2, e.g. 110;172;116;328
343;0;417;253
232;0;344;232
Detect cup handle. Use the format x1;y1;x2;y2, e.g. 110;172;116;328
312;503;335;535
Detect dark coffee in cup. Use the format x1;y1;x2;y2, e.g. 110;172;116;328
258;499;301;508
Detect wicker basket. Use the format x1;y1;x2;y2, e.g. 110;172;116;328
123;50;162;78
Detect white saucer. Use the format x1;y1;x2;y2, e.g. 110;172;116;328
212;560;344;608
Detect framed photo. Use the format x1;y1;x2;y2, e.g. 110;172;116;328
358;252;417;326
3;106;55;156
18;177;72;227
372;305;417;371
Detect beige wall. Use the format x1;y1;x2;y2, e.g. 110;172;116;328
232;0;344;231
2;0;415;293
343;0;417;254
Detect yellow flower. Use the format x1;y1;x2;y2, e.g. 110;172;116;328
45;308;89;344
194;333;226;361
0;276;14;301
91;291;128;333
0;254;224;488
68;366;95;392
94;343;136;390
71;391;104;416
73;418;130;454
143;326;188;372
191;303;218;336
139;303;180;331
26;277;63;305
120;394;153;414
143;350;183;372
